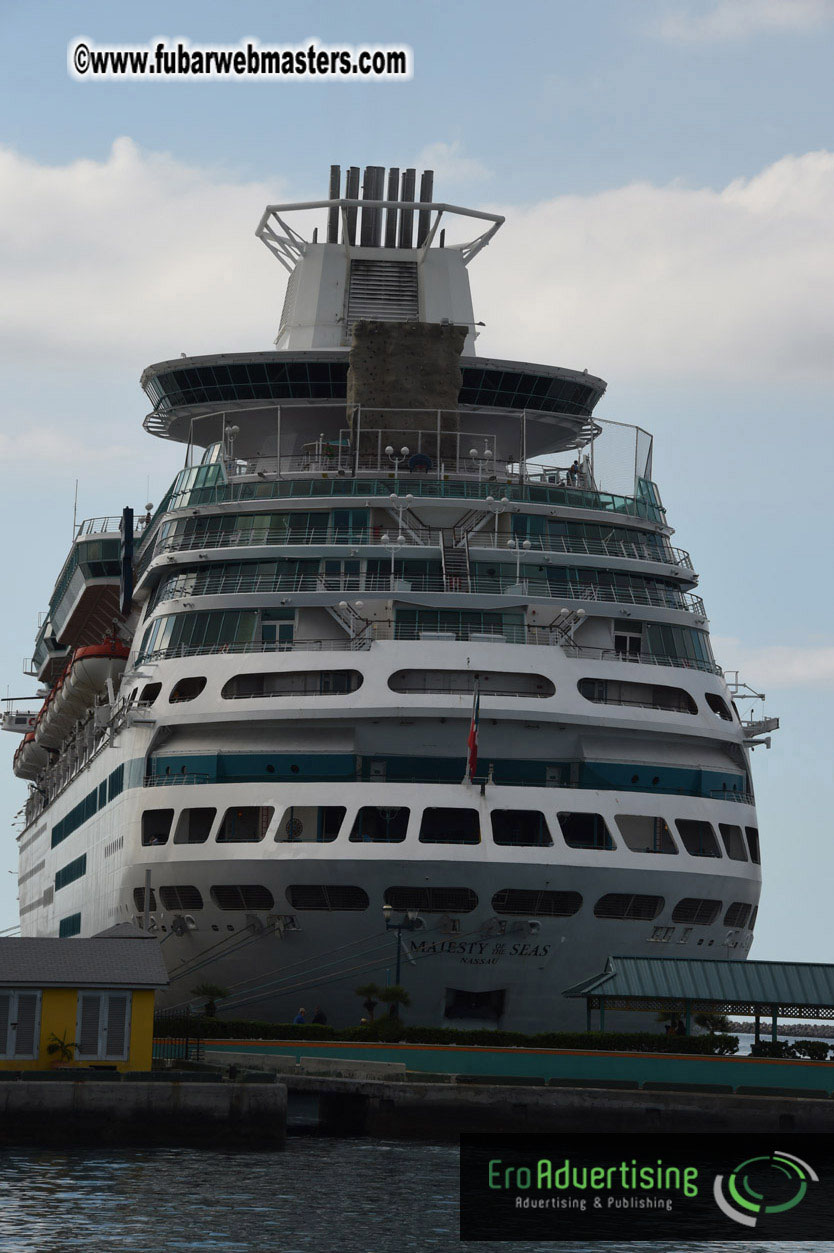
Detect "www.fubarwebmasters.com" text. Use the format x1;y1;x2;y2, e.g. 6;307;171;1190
68;37;413;82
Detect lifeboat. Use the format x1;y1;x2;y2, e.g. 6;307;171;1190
62;641;130;714
25;639;131;763
13;732;49;780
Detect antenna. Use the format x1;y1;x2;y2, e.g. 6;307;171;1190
72;479;78;538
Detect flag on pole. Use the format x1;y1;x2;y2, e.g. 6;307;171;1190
467;683;480;781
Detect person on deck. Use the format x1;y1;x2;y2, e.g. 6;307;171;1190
293;1007;307;1024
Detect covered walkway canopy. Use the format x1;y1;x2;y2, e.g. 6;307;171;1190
563;956;834;1039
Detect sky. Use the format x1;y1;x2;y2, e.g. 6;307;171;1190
0;0;832;962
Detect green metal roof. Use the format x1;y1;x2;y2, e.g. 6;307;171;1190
563;956;834;1018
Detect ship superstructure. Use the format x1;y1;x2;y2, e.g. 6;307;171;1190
7;165;777;1031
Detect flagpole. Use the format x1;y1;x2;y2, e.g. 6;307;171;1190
467;679;480;784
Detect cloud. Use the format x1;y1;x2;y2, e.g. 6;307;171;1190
0;137;285;368
472;150;834;381
2;139;834;393
412;141;491;186
711;636;834;689
655;0;834;42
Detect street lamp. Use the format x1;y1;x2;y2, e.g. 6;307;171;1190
382;905;421;998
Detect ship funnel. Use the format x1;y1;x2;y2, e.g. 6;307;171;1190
256;165;504;350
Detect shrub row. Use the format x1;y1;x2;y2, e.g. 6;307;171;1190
750;1039;832;1061
155;1014;740;1055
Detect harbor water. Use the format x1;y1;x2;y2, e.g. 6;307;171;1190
0;1139;831;1253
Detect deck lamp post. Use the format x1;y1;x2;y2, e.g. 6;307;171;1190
385;445;410;483
380;533;405;590
388;492;414;534
485;495;509;546
506;536;531;585
382;904;421;992
469;446;494;483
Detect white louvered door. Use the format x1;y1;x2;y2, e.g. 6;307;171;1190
0;990;41;1057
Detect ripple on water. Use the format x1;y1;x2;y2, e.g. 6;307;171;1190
0;1143;832;1253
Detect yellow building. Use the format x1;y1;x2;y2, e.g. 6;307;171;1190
0;923;168;1072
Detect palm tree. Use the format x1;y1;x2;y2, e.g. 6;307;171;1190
355;982;381;1021
192;983;229;1017
378;985;411;1020
694;1011;731;1034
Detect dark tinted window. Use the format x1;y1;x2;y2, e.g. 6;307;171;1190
594;894;664;920
419;808;480;845
578;678;696;714
615;815;677;854
558;812;615;850
217;806;273;843
724;901;752;928
491;889;582;917
350;807;409;842
141;810;174;846
169;676;207;703
174;807;216;844
490;811;552;847
719;824;748;861
211;885;275;911
159;885;204;911
222;670;363;698
672;898;721;925
133;886;157;912
705;692;733;721
286;885;369;911
384;886;477;913
676;820;721;858
745;827;761;864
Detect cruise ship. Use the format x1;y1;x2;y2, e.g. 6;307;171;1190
6;165;778;1032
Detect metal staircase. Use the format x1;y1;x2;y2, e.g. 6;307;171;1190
441;530;471;592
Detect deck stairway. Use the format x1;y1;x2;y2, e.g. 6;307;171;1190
441;530;471;593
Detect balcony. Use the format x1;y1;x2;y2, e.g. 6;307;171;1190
144;523;692;571
149;569;706;616
158;474;666;524
137;622;722;675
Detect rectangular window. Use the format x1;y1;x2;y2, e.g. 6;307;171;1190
174;808;216;844
108;765;124;801
55;854;87;892
59;912;82;938
217;806;274;843
141;810;174;846
419;808;480;845
558;812;615;850
76;991;131;1060
0;991;42;1058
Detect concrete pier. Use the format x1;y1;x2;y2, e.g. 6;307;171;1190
0;1077;286;1147
278;1074;834;1140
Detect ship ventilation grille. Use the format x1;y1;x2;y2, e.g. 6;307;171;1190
345;259;418;339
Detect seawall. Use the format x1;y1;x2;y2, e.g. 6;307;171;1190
0;1077;286;1147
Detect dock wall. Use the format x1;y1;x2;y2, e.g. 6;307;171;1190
0;1078;286;1147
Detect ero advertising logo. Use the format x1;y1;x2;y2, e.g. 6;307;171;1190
713;1150;818;1228
460;1133;831;1242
